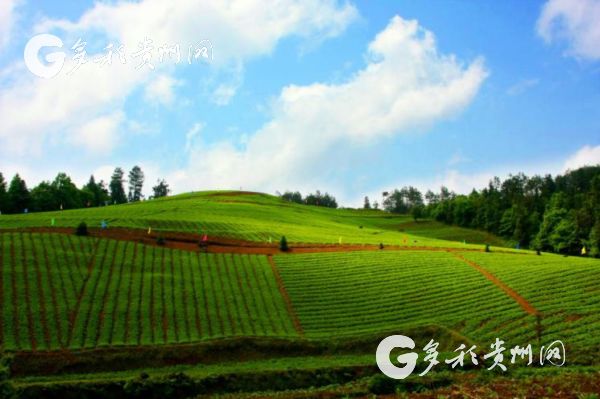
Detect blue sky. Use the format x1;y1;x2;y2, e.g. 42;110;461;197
1;0;599;206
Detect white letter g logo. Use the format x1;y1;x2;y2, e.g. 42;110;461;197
24;34;65;79
376;335;418;379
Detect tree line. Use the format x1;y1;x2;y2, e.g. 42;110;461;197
368;165;600;256
279;190;338;208
0;166;171;214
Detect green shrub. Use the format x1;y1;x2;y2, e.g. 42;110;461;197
368;374;396;394
280;236;289;252
156;236;166;246
75;221;88;236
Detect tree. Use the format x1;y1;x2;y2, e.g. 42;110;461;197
152;179;170;198
279;236;289;252
0;173;7;214
281;191;303;204
363;196;371;209
82;175;109;207
30;181;56;212
128;165;145;202
305;190;338;208
7;174;30;214
589;220;600;258
109;167;127;204
51;172;81;210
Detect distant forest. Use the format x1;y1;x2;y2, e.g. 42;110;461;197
2;165;599;256
0;166;170;214
375;165;600;257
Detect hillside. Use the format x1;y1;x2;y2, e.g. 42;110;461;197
0;191;510;248
1;191;598;397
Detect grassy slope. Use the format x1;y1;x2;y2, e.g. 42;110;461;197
0;191;510;248
2;190;599;392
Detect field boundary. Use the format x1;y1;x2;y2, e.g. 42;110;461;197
452;252;539;316
0;227;528;256
267;255;304;337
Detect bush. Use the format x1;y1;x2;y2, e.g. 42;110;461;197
379;243;384;249
280;236;289;252
156;236;166;246
0;353;15;399
485;244;490;252
75;222;88;236
368;374;396;395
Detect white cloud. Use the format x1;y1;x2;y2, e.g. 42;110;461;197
184;122;204;153
172;16;488;194
144;75;182;106
0;0;358;158
537;0;600;60
506;78;540;95
563;144;600;170
69;111;124;154
357;144;600;208
0;0;20;51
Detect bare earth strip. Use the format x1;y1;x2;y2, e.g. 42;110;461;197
452;252;539;316
1;227;525;256
267;255;304;337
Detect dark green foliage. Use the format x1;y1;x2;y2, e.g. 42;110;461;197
425;166;600;255
51;172;82;210
152;179;170;199
7;174;30;213
156;236;166;246
368;374;397;394
368;372;453;395
379;243;384;249
363;196;371;209
0;353;15;399
76;222;88;236
128;166;145;202
384;186;424;214
281;191;303;204
0;172;7;214
304;190;338;208
485;244;490;252
280;236;289;252
30;181;56;212
81;175;110;207
110;167;128;204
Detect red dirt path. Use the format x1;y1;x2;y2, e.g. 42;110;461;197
452;253;539;316
1;226;527;256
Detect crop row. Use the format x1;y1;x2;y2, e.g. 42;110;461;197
275;251;531;345
459;252;600;349
0;233;297;351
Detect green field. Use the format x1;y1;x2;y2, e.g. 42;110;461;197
0;191;507;248
0;191;598;397
0;233;296;351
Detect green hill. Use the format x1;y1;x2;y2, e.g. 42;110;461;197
1;191;598;397
0;191;509;248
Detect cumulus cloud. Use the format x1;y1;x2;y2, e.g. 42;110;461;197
537;0;600;60
144;75;182;106
0;0;358;158
563;144;600;170
0;0;20;51
69;111;124;154
172;16;488;193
